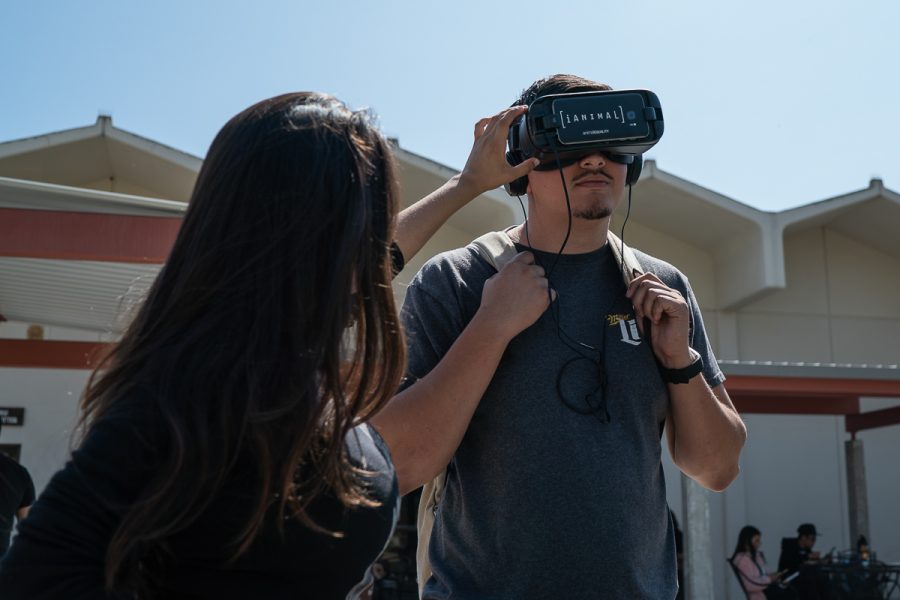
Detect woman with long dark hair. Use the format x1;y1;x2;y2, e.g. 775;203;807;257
0;93;546;598
731;525;793;600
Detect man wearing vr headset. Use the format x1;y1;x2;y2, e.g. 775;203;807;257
375;74;746;599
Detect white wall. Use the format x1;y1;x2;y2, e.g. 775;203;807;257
858;398;900;564
0;367;87;494
0;320;102;493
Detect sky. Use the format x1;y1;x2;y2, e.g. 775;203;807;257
2;0;898;212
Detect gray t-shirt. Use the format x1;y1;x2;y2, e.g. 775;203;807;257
402;241;725;600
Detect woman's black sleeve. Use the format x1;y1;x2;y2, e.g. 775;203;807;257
390;242;405;278
0;400;158;599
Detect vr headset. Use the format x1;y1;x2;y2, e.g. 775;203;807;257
505;89;664;196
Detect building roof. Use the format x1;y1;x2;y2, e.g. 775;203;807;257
777;179;900;261
0;119;517;333
0;116;201;202
623;161;900;309
720;359;899;380
0;119;898;335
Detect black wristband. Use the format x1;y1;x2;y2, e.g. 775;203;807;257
662;349;703;384
389;242;405;278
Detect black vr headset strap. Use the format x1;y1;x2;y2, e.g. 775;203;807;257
626;155;643;186
504;151;529;196
504;113;529;196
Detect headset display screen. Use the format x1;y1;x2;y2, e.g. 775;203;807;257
551;93;650;145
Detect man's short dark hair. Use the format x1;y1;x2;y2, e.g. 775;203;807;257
798;523;819;537
513;74;612;107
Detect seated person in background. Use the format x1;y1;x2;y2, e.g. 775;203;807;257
855;535;869;561
778;524;821;572
779;524;833;600
731;526;792;600
0;427;35;557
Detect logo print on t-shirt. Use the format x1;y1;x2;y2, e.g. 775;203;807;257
607;313;642;346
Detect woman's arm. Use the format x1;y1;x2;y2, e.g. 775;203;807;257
376;106;544;495
390;106;538;266
372;252;553;495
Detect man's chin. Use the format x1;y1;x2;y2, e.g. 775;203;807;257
572;208;613;220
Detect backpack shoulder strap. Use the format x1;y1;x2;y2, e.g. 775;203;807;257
416;471;445;598
469;229;519;272
607;231;644;287
470;228;644;287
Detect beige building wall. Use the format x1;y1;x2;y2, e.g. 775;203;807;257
735;227;900;364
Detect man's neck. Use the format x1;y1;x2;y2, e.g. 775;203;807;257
509;215;611;254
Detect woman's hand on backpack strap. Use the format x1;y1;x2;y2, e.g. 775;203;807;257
475;251;555;342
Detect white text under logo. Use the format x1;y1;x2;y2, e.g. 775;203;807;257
607;314;642;346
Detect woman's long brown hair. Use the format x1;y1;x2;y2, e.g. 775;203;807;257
78;93;405;591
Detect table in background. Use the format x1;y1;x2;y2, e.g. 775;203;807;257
815;561;900;599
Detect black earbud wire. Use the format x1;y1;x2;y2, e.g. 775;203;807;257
514;147;627;422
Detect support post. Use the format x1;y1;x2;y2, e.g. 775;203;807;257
845;438;869;547
682;474;714;600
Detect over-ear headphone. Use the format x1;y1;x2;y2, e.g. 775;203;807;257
504;148;643;196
